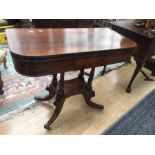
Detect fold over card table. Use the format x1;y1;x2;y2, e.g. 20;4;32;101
6;28;136;129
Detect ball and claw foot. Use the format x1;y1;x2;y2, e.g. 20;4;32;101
126;87;131;93
44;122;51;130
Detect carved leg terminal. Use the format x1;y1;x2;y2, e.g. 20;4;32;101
83;68;104;109
44;96;65;130
35;74;58;101
83;91;104;109
126;59;143;93
44;73;65;130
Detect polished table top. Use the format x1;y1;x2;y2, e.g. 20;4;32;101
110;20;155;59
6;28;136;59
111;20;155;39
6;28;136;77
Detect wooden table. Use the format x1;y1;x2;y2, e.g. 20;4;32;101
110;20;155;93
6;28;136;129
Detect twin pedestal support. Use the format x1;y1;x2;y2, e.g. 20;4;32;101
35;68;104;130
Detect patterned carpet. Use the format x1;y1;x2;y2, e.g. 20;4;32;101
102;89;155;135
0;45;51;121
0;44;125;122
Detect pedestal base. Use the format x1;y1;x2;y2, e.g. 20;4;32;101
35;69;104;130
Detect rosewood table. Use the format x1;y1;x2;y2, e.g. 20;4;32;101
6;28;136;129
109;20;155;93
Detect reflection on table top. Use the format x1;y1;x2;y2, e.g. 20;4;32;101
6;28;136;58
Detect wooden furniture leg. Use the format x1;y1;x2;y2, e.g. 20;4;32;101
141;70;154;81
78;69;85;80
100;65;107;75
35;74;58;101
0;72;4;94
44;73;65;130
83;68;104;109
126;59;143;93
126;58;154;93
44;69;104;130
144;59;155;76
83;90;104;109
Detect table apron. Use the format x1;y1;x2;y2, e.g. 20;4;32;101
12;51;132;77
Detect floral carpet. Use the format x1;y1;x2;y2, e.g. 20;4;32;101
0;44;51;121
0;44;125;122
